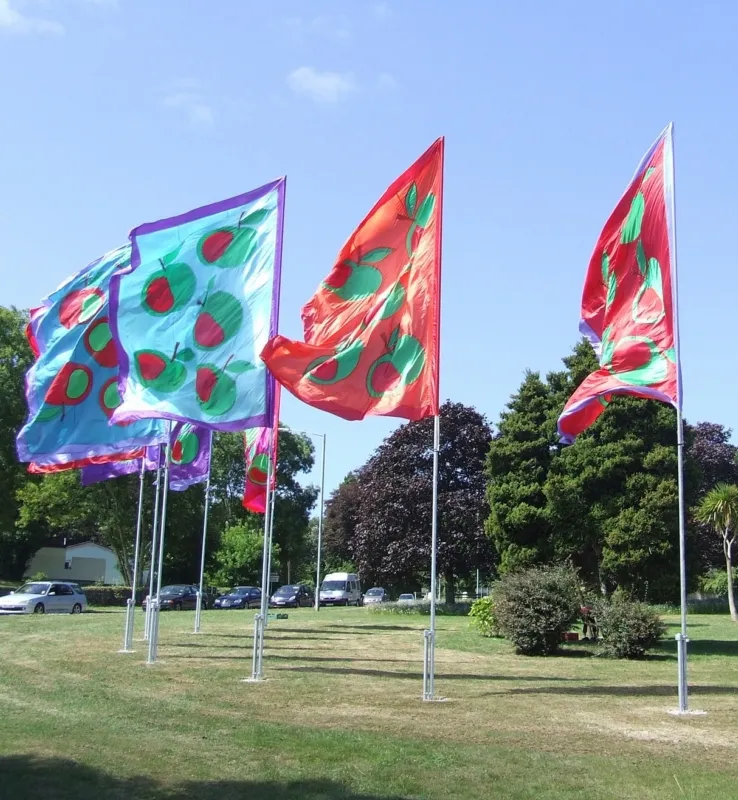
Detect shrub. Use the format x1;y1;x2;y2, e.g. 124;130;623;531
29;572;48;582
493;564;580;655
469;596;499;637
593;598;666;659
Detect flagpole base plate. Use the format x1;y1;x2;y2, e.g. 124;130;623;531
421;695;448;703
667;708;707;716
242;677;268;683
117;649;135;654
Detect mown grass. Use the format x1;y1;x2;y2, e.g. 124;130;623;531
1;606;737;799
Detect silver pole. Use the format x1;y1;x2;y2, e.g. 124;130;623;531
314;433;326;611
194;431;214;634
423;414;440;701
148;425;173;665
666;124;689;713
249;426;275;681
143;455;163;641
264;481;277;630
120;458;146;653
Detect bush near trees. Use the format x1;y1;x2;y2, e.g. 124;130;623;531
593;598;666;659
493;564;581;655
468;595;499;637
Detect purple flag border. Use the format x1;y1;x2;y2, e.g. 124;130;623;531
108;179;286;433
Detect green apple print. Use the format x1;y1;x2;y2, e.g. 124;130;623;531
366;328;426;398
134;345;189;393
405;183;436;258
196;208;270;268
602;335;669;386
248;452;269;485
195;357;254;417
172;429;199;464
632;247;665;325
194;290;243;350
621;192;645;245
305;339;365;385
322;247;392;302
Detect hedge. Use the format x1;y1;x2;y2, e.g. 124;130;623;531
82;586;136;606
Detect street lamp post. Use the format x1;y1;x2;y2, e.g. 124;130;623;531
279;427;326;610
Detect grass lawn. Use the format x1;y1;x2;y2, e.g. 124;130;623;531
1;607;737;800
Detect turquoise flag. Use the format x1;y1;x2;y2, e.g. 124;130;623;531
16;245;167;467
109;180;284;431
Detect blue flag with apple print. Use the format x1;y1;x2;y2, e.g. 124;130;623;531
109;180;285;432
16;245;168;467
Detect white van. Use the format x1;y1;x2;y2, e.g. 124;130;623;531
319;572;362;607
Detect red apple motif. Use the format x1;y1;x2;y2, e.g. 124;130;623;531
59;289;105;329
83;317;118;368
45;362;93;407
200;230;235;263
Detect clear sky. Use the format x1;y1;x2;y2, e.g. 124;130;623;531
2;0;737;498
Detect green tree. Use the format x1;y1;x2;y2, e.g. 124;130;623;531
485;371;558;574
0;307;36;578
696;484;738;621
322;473;361;569
208;520;278;588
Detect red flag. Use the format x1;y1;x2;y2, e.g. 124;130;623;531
558;125;678;442
262;139;444;421
242;385;280;513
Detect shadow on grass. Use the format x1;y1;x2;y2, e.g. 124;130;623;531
501;682;737;697
272;664;580;682
654;638;738;657
0;755;407;800
328;624;421;632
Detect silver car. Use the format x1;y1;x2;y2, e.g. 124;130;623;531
363;587;389;605
0;581;88;615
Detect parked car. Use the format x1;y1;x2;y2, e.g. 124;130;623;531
269;584;314;608
0;581;87;615
319;572;362;607
141;584;206;611
398;593;415;604
362;587;389;606
214;586;261;609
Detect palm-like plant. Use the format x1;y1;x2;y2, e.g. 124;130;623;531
696;483;738;622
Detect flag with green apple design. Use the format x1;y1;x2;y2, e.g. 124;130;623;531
79;422;210;491
17;245;168;468
241;383;279;513
109;180;284;432
262;140;443;422
558;125;679;443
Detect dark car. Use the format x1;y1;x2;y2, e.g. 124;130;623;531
269;584;314;609
214;586;261;610
142;584;208;611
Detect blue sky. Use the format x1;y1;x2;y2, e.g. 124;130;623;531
2;0;738;498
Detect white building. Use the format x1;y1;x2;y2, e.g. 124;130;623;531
24;541;125;585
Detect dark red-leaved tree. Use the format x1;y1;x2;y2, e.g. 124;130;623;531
350;401;494;602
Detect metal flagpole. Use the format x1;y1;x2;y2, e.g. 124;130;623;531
263;480;277;630
666;123;693;714
147;424;173;665
119;458;146;653
143;454;162;642
314;433;326;611
423;414;441;701
194;431;214;634
423;138;444;702
247;426;275;682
